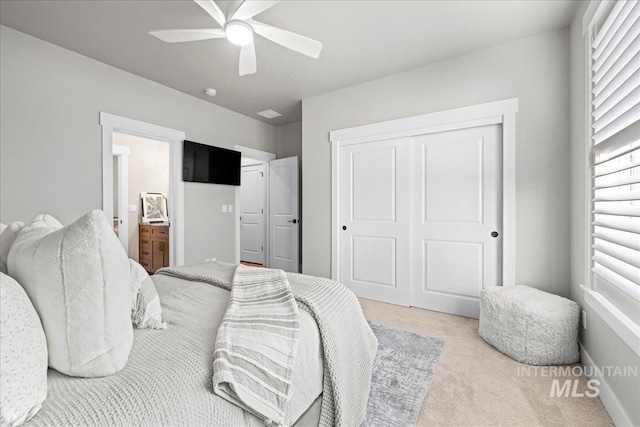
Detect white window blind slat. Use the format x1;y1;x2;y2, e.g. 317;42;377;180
593;226;640;251
593;54;640;104
593;171;640;188
593;214;640;234
593;204;640;217
594;148;640;176
593;1;640;61
594;20;640;79
592;104;640;146
593;0;629;50
593;190;640;201
593;76;640;120
592;265;640;302
592;90;640;131
592;251;640;286
593;33;640;85
594;133;639;165
593;238;640;268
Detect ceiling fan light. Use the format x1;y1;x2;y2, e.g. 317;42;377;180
225;21;253;47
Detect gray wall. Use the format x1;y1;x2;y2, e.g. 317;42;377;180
302;29;571;298
274;121;302;265
0;25;276;264
569;3;640;425
274;121;302;160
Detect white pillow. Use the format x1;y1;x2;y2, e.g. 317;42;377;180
130;259;166;330
0;272;48;427
8;210;133;377
0;223;6;274
0;221;26;275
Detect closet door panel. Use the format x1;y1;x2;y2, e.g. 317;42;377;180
411;125;502;318
339;138;411;306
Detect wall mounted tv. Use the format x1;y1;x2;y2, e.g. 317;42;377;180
183;140;241;186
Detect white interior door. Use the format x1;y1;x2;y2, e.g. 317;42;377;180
339;138;411;306
240;163;266;265
411;125;502;318
269;157;299;272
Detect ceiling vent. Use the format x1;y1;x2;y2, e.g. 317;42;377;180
257;110;282;119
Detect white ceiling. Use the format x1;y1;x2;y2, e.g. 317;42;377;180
0;0;579;125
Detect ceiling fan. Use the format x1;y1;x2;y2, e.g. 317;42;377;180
149;0;323;76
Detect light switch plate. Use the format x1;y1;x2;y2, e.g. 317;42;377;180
128;205;137;213
222;204;227;213
228;205;233;212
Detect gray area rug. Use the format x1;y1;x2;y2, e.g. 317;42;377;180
363;322;446;427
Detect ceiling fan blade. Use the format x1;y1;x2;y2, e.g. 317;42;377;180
149;29;226;43
194;0;226;28
239;40;257;76
230;1;280;21
249;20;322;58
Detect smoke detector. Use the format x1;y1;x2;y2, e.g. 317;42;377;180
204;88;217;97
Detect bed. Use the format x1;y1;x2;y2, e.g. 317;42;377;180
23;261;376;427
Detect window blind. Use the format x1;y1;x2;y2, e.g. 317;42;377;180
589;0;640;318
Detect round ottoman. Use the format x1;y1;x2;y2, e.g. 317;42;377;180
479;285;580;365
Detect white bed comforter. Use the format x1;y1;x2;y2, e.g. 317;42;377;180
25;273;324;427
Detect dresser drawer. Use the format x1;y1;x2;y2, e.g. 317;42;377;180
139;225;151;236
139;257;152;272
152;227;169;236
140;237;152;249
139;246;151;258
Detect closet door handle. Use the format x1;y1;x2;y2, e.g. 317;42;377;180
342;226;347;231
491;231;499;238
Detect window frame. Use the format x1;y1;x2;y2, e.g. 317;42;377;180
581;0;640;356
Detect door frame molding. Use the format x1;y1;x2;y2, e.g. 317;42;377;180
101;112;185;266
112;144;130;255
235;145;276;265
329;97;519;287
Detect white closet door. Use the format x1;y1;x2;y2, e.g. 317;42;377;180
269;157;299;273
240;164;266;264
340;138;411;306
411;125;502;318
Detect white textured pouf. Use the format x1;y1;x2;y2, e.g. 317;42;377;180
479;285;580;365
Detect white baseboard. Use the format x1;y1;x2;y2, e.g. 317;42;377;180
580;343;634;427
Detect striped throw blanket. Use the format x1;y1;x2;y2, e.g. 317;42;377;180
157;262;378;427
212;265;300;426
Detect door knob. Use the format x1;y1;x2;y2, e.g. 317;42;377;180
287;219;298;224
491;231;499;238
342;226;347;231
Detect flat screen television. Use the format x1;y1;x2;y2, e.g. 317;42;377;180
183;140;241;186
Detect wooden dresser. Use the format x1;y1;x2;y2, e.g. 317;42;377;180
139;223;169;274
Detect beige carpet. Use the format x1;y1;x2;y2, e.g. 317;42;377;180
359;298;614;427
